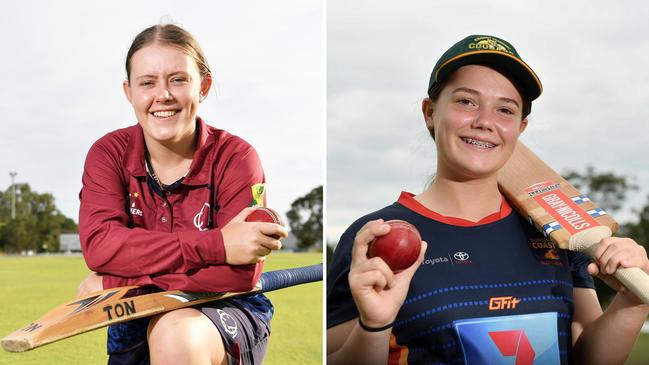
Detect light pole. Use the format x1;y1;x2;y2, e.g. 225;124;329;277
9;172;17;220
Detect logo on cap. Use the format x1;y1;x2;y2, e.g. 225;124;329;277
469;36;513;55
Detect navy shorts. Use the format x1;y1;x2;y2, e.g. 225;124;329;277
107;295;272;365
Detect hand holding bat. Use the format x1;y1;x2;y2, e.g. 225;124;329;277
587;237;649;304
498;142;649;305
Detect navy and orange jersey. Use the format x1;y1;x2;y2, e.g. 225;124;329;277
327;192;595;364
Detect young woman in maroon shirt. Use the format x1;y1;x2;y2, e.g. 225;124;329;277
78;24;285;365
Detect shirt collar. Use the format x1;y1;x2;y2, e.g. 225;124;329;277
123;116;214;185
397;191;513;227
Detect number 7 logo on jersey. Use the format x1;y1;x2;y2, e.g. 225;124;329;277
454;312;559;364
488;330;535;365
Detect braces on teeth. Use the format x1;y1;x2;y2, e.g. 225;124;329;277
463;138;494;148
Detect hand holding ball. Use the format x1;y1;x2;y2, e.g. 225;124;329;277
368;220;422;272
245;207;285;239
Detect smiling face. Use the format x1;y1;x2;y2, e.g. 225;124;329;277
423;64;528;181
123;43;211;146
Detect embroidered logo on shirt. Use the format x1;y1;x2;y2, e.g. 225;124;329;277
488;296;521;310
193;203;210;231
422;256;450;266
130;202;143;217
422;251;473;267
217;309;238;339
128;192;143;217
529;238;562;266
250;183;265;207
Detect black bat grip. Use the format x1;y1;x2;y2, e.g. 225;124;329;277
259;264;323;293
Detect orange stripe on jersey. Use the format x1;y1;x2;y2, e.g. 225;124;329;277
388;333;409;365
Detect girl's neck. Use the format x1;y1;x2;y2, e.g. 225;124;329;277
415;174;502;222
144;132;197;185
144;130;197;166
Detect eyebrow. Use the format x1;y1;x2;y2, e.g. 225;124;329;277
134;71;190;81
451;87;521;108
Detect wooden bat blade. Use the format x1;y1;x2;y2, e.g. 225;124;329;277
498;142;649;305
2;264;322;352
1;285;249;352
497;141;618;248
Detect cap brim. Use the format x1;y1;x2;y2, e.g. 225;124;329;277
435;51;542;102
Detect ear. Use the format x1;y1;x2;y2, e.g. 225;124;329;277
518;117;528;135
123;80;132;104
422;97;436;130
199;74;213;102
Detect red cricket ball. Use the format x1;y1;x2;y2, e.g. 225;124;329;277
367;220;422;272
245;207;285;239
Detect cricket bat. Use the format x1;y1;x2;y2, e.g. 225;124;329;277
498;142;649;304
2;263;322;352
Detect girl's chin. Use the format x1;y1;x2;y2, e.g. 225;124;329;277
451;159;503;180
144;128;181;143
139;116;195;146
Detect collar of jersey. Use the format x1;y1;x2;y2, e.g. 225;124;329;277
397;191;513;227
123;116;214;186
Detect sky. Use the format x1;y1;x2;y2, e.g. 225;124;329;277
0;1;324;225
327;0;649;243
2;1;648;246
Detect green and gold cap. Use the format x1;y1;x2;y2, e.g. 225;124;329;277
428;35;542;103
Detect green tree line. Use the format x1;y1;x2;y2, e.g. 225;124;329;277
564;166;649;305
0;182;325;254
287;185;323;250
0;184;77;253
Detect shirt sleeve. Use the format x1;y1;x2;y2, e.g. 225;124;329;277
103;264;262;292
327;229;361;328
568;251;595;289
212;143;266;229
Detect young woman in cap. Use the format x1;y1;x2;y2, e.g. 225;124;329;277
327;35;649;364
77;24;287;365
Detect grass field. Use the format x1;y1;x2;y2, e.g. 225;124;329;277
0;252;322;365
628;333;649;365
3;254;649;364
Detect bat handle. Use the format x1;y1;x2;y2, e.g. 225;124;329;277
570;227;649;305
258;264;323;293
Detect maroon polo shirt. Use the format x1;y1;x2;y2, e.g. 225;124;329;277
79;117;266;292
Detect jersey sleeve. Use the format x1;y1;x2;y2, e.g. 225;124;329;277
327;229;360;328
568;251;595;289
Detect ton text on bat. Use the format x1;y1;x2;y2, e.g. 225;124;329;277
103;300;137;320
